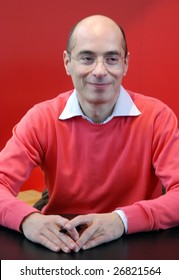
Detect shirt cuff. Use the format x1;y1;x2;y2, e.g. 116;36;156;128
114;209;128;233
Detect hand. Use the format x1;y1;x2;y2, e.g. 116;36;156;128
64;212;125;251
21;212;79;253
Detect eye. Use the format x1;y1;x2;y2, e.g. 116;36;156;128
105;56;120;65
80;56;95;64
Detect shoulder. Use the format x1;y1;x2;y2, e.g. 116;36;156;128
34;90;73;115
127;89;175;117
14;90;73;133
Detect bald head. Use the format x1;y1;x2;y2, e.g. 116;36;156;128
66;15;128;58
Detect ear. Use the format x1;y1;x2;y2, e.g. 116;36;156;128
123;52;130;76
63;50;71;76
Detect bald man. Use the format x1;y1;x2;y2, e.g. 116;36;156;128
1;15;179;253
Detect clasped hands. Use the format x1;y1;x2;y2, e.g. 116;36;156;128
21;212;124;253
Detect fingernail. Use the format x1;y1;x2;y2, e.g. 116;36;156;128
74;234;79;241
64;246;70;253
70;242;76;249
73;246;80;252
54;246;60;252
66;224;71;230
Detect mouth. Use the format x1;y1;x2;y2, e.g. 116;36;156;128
87;82;111;90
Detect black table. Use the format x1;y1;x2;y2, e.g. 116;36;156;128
1;225;179;260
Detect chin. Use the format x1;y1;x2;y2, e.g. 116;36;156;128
88;96;109;105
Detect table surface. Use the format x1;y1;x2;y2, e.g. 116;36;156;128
1;224;179;260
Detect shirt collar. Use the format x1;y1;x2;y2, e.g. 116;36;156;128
59;86;141;123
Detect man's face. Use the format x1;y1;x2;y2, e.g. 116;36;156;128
64;19;129;108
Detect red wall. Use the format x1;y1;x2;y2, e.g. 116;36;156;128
0;0;179;191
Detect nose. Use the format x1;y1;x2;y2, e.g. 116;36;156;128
91;59;108;77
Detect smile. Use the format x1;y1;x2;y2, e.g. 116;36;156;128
87;82;111;89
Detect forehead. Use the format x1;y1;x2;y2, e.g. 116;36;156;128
71;21;124;55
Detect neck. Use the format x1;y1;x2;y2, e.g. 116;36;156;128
79;101;115;123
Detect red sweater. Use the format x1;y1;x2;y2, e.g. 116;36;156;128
1;89;179;233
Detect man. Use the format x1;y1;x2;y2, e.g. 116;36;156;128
0;15;179;253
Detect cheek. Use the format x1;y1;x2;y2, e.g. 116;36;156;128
72;71;89;85
70;73;85;90
109;71;124;84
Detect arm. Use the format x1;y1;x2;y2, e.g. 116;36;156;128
0;107;44;230
0;107;80;252
120;106;179;234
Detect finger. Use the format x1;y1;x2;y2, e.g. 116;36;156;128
65;215;90;231
58;231;79;251
57;216;79;241
35;220;73;253
47;223;79;252
60;226;79;241
82;235;108;250
56;216;70;228
39;234;63;252
40;234;72;253
75;224;98;249
40;226;71;252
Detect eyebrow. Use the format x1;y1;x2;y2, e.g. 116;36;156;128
77;50;95;56
77;50;122;56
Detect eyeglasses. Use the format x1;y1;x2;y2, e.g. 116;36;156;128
67;51;125;70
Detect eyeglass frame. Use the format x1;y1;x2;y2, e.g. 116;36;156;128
66;50;126;70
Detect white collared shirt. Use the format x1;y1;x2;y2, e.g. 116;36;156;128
59;86;141;122
59;86;141;233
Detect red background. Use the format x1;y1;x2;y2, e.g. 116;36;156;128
0;0;179;191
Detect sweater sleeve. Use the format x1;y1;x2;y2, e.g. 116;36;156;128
0;106;44;231
119;106;179;234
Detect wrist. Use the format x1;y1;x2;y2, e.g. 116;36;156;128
20;211;40;233
113;210;128;234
